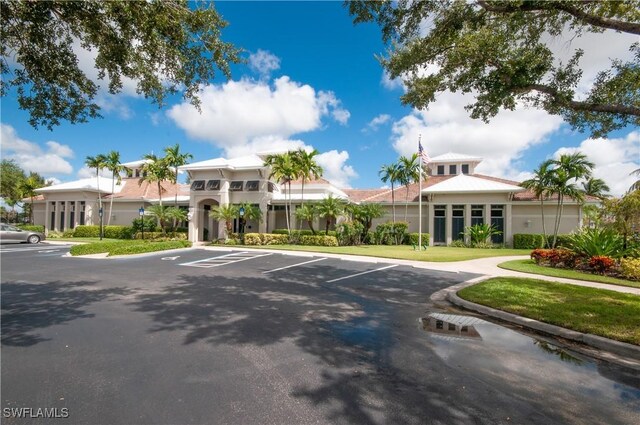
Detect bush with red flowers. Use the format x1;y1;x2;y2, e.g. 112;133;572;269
588;256;616;274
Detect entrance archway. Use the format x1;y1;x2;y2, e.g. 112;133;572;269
195;199;220;242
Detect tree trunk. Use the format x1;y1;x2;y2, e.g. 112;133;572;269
325;218;330;235
391;182;396;223
404;186;409;222
307;219;316;234
540;198;547;248
108;174;115;226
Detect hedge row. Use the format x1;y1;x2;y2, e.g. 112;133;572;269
272;229;337;237
16;224;45;233
513;233;571;249
406;233;430;246
244;233;289;245
72;225;134;239
133;232;188;240
70;240;191;256
244;233;338;247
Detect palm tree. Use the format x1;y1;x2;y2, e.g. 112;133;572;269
293;149;323;208
316;195;345;235
103;150;128;226
295;204;318;234
19;174;43;224
629;168;640;193
236;202;262;233
164;143;193;206
549;152;594;247
397;154;420;222
165;207;188;234
521;159;554;248
209;204;238;237
264;152;298;233
139;154;175;207
379;162;401;223
582;177;610;200
147;205;171;235
85;154;107;231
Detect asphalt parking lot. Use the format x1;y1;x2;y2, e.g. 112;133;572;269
2;244;639;424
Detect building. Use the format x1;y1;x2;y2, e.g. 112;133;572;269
29;152;591;246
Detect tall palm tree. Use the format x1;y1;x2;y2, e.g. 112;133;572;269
293;149;323;208
209;204;238;237
397;154;420;222
316;195;345;235
19;174;44;224
379;162;401;223
549;152;594;247
582;177;610;200
85;154;107;229
103;150;128;226
521;159;554;248
164;143;193;206
629;168;640;193
139;154;175;207
295;204;318;234
265;152;298;233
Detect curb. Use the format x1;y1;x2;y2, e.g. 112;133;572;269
65;247;195;259
447;278;640;361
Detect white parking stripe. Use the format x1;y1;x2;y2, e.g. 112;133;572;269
262;257;326;274
326;264;398;283
178;252;249;266
0;245;70;253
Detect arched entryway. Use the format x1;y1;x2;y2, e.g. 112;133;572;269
192;199;220;242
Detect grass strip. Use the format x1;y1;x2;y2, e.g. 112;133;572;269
243;244;530;262
498;259;639;289
70;240;191;256
458;277;640;345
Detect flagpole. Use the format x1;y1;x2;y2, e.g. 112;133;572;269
418;134;423;251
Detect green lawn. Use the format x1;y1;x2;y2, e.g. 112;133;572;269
52;237;120;243
244;244;530;262
458;277;640;345
499;259;640;289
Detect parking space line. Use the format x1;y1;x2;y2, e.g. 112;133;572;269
178;252;249;266
326;264;399;283
262;257;327;274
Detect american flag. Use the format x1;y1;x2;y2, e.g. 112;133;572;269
418;140;430;164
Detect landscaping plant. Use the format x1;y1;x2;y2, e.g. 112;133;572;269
566;227;625;258
464;223;501;248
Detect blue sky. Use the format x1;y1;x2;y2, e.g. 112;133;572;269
2;1;638;195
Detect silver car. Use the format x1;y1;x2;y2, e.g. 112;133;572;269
0;224;46;244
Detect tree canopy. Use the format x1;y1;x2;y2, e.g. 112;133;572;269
1;0;241;129
348;0;640;137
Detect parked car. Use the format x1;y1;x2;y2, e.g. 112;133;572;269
0;224;45;244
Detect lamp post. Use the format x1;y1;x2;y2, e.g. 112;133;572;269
239;207;245;234
139;207;145;240
99;207;103;240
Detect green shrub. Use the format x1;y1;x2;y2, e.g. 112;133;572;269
374;222;408;245
336;221;365;246
565;227;625;258
299;235;339;246
47;231;64;238
244;233;262;245
465;223;501;247
62;229;75;238
70;241;129;256
448;240;467;248
548;234;572;249
103;225;134;239
131;216;159;233
513;234;546;249
272;228;335;237
262;233;288;245
620;258;640;280
134;231;186;240
406;233;430;246
17;224;45;233
107;240;191;256
175;226;189;233
73;225;100;238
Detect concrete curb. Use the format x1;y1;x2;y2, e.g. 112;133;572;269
65;247;195;260
447;278;640;361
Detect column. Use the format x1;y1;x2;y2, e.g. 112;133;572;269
464;204;472;245
54;201;60;232
505;203;513;247
445;204;452;245
427;202;434;246
485;204;492;243
259;201;268;233
64;201;70;231
74;201;80;228
44;201;50;234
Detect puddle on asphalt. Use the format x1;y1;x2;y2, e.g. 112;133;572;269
421;313;640;408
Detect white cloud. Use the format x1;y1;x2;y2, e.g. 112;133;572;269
45;177;62;185
76;166;111;179
381;70;404;91
316;150;358;188
168;76;350;154
390;91;564;180
0;124;74;174
553;131;640;196
363;114;391;132
248;49;281;78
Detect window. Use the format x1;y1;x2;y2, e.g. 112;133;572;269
229;181;243;191
206;180;220;190
462;164;469;174
190;180;205;191
436;320;444;330
448;323;456;331
449;164;457;175
437;165;445;175
471;205;484;226
245;180;259;191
